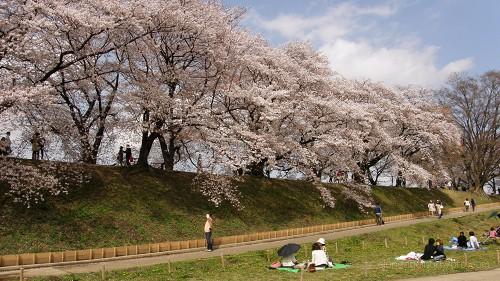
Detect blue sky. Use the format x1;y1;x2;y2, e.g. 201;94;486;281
223;0;499;87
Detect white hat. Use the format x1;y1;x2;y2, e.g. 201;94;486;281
317;238;325;245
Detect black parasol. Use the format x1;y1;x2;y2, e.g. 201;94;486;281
277;243;301;257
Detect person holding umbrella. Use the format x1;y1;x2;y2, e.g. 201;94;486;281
277;243;301;268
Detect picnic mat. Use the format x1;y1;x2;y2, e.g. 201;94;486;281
276;267;300;273
332;263;351;269
274;264;350;273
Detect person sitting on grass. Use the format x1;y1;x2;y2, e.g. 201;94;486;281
433;239;446;261
281;254;298;268
311;242;332;269
316;238;331;262
467;231;480;249
457;231;468;248
420;238;437;261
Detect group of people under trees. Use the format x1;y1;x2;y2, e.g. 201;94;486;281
0;132;11;156
427;200;445;219
116;145;133;166
30;132;46;160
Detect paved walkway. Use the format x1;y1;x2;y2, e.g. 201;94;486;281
0;207;498;280
398;268;500;281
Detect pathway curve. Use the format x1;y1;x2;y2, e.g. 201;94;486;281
0;207;498;280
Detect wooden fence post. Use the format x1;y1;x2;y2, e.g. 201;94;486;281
464;253;468;267
101;264;106;280
101;248;104;259
362;240;365;250
497;250;500;265
335;241;338;254
19;267;24;281
405;237;408;246
221;254;225;268
267;250;270;262
384;237;388;248
113;247;117;257
300;268;304;281
422;236;425;245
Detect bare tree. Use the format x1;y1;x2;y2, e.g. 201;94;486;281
439;71;500;192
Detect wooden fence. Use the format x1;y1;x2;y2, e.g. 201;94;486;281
0;202;498;269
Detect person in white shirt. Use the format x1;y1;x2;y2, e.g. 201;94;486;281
428;200;436;216
204;214;213;251
467;231;480;249
311;242;330;268
464;199;471;212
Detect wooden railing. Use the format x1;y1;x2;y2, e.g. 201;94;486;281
0;202;498;269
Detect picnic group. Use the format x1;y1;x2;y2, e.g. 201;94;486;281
396;224;499;262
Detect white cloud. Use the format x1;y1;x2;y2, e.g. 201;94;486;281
320;39;473;87
245;1;473;87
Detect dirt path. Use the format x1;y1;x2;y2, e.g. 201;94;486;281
397;268;500;281
1;207;498;280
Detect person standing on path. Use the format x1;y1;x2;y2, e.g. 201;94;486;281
436;200;444;219
428;200;435;216
464;198;471;212
374;203;383;225
39;134;46;159
125;145;132;166
117;146;124;166
30;132;41;160
470;198;476;212
204;214;213;251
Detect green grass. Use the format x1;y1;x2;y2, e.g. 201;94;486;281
0;162;498;255
31;211;500;281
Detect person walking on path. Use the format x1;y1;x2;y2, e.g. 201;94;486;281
117;146;124;166
204;214;213;252
436;200;444;219
374;203;384;225
471;198;476;212
30;132;41;160
428;200;436;216
125;145;132;166
464;198;471;212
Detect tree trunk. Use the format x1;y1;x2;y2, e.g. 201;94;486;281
137;131;158;167
158;134;176;171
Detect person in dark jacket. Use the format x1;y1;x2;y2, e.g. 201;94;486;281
374;203;383;225
457;232;468;248
117;146;124;166
433;239;446;261
421;238;437;260
125;145;132;166
470;198;476;212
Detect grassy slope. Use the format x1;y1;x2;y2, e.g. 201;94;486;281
0;164;497;255
32;211;500;281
